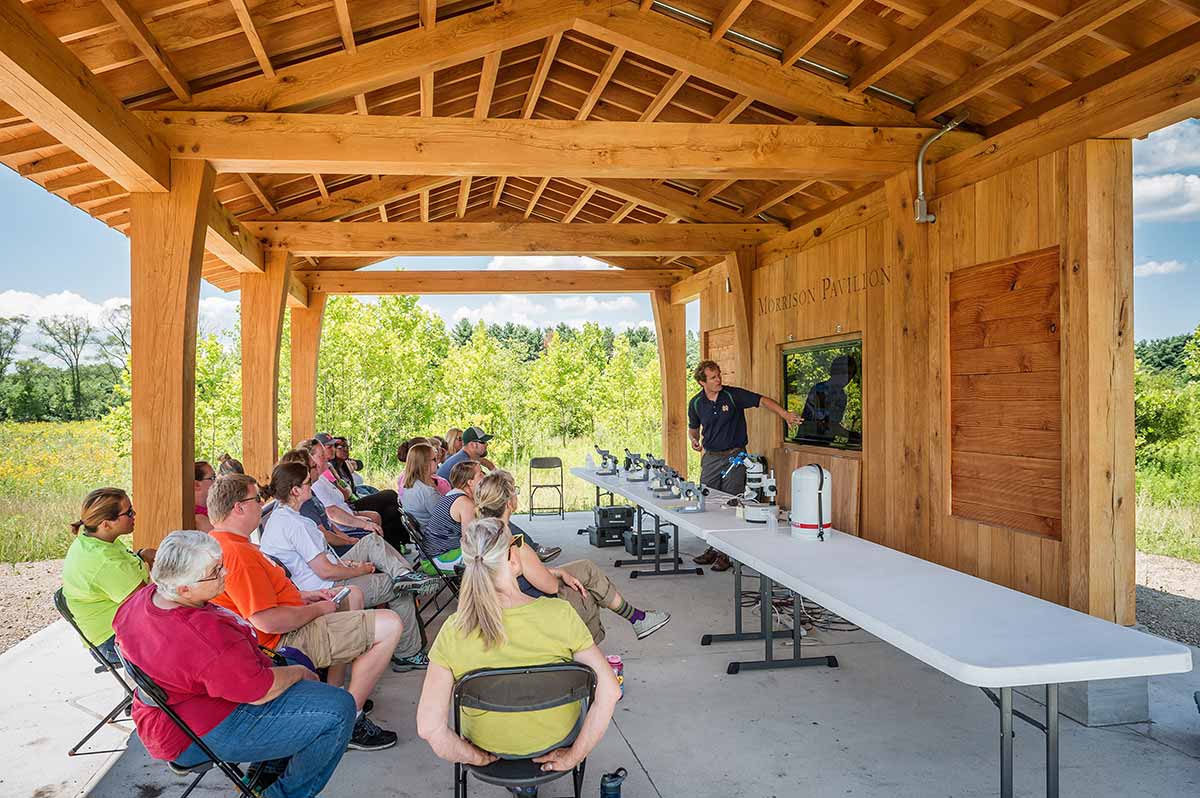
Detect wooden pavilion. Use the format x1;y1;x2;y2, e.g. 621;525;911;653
2;0;1197;625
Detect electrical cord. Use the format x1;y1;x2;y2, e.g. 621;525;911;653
738;587;860;634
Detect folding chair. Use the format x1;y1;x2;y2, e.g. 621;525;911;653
113;642;262;798
453;663;596;798
52;587;135;756
400;509;460;627
528;457;565;521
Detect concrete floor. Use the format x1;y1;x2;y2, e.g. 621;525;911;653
4;512;1199;798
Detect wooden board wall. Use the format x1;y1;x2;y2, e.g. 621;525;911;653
696;141;1135;623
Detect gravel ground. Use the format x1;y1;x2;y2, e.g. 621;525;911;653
1;553;1197;654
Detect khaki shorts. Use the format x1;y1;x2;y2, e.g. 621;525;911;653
279;609;376;669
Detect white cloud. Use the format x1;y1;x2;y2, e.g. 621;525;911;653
484;255;612;271
450;296;550;327
1133;173;1200;222
1133;260;1187;278
1133;120;1200;177
0;290;241;364
552;296;638;315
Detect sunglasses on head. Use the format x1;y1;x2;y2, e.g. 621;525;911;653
509;533;524;550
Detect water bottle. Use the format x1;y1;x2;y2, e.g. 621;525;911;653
766;507;779;534
600;768;628;798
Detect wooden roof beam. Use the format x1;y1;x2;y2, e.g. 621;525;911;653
259;175;459;222
847;0;991;92
173;0;582;112
522;32;561;119
573;3;916;124
586;178;746;223
143;114;978;181
98;0;191;101
915;0;1148;120
710;0;754;41
206;195;265;273
332;0;356;54
781;0;868;68
576;46;625;120
0;0;169;192
300;268;687;295
227;0;275;78
639;70;689;122
240;173;277;214
248;221;783;257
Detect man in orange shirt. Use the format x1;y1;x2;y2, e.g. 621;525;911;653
208;473;403;752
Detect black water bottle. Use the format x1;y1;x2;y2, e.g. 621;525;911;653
600;767;628;798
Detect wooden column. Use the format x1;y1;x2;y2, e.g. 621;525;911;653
1063;139;1135;625
289;291;327;446
240;247;292;481
725;245;755;382
129;160;213;549
651;288;688;476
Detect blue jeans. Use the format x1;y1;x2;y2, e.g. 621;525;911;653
174;680;356;798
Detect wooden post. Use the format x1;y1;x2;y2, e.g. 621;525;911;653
289;291;327;446
1063;139;1135;625
725;245;755;389
651;288;688;477
129;160;213;549
240;247;292;481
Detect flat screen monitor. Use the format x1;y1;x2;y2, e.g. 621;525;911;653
782;339;862;451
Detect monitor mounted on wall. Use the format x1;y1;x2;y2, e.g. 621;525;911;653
782;339;862;451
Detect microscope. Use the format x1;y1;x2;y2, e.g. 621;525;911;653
674;480;709;514
624;449;650;482
721;452;777;523
594;445;619;476
649;465;679;497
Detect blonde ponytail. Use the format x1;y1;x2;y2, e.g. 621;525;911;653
455;517;511;650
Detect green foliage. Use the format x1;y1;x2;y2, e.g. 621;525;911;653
1135;333;1194;378
1133;363;1194;462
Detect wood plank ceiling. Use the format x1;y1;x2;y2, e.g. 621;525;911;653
2;0;1197;291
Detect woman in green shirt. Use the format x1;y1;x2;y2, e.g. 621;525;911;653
61;488;154;664
416;517;620;776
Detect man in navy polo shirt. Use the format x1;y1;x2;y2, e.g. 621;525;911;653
687;360;801;570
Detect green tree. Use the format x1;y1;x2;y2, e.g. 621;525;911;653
193;332;243;461
33;314;95;419
1184;323;1200;381
1134;361;1193;464
0;315;27;378
1135;333;1193;377
450;318;474;346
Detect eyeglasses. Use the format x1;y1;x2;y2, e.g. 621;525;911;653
236;494;263;506
198;475;215;483
196;565;227;583
118;507;136;519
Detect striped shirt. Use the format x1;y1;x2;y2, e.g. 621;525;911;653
425;489;466;557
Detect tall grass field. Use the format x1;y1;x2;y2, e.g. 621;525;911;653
0;421;1193;564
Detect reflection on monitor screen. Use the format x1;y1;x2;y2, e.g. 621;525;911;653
782;339;862;451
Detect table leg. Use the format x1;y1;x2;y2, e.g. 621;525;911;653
1047;684;1059;798
723;573;838;675
625;515;702;578
701;561;795;646
1001;687;1013;798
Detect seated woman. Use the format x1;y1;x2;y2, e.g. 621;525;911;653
416;517;620;775
114;530;357;798
193;461;216;533
397;442;448;528
445;427;463;457
475;471;670;643
62;488;153;664
421;460;486;573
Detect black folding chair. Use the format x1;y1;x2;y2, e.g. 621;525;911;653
400;509;460;627
453;663;596;798
52;587;135;756
113;642;262;798
529;457;565;520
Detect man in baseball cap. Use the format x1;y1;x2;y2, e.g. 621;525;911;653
434;426;561;563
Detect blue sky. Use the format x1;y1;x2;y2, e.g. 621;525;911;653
1;119;1197;361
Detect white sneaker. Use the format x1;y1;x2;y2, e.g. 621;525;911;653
632;610;670;640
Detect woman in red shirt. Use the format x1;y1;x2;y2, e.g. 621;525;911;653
114;530;356;798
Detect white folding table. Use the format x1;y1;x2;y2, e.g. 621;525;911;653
706;527;1194;798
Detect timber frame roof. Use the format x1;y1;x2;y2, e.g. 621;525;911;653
2;0;1199;292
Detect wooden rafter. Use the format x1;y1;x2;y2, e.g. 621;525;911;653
562;185;597;222
0;0;169;192
639;70;689;122
608;200;637;222
227;0;275;78
239;173;277;214
523;32;561;118
847;0;990;92
588;178;746;223
710;0;754;41
458;50;500;217
576;46;625;120
420;0;437;29
916;0;1148;119
332;0;356;54
781;0;867;68
206;195;264;273
249;221;783;256
142;114;977;180
312;173;329;199
174;0;581;112
258;175;457;222
741;180;816;219
98;0;191;101
524;176;551;218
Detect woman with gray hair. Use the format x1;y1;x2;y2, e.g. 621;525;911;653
114;530;357;798
417;517;620;774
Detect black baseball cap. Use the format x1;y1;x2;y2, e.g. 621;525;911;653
462;426;493;444
314;432;336;446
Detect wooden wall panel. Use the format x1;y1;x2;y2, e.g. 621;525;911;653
698;140;1134;622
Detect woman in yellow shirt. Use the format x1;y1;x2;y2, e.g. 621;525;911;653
416;517;620;774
